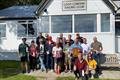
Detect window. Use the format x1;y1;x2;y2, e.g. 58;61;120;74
38;16;49;33
115;22;120;35
17;21;37;37
101;14;110;32
75;14;97;32
0;23;6;37
51;15;72;33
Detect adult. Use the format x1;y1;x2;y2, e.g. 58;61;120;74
36;32;45;46
59;33;64;49
45;33;49;42
74;53;88;80
37;38;46;71
91;36;103;74
75;33;83;43
28;40;37;72
66;34;74;46
45;36;55;72
81;38;90;59
59;33;63;42
18;38;29;73
70;38;83;58
70;38;83;71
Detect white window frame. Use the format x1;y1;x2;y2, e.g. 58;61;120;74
0;23;6;38
17;20;37;38
51;15;73;33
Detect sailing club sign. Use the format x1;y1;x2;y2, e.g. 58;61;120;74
62;0;87;11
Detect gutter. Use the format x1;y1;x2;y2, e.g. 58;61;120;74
34;0;53;17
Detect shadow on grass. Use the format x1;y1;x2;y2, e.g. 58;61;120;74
0;60;21;79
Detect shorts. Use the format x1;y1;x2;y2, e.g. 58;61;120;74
65;56;70;65
54;58;61;66
20;56;28;62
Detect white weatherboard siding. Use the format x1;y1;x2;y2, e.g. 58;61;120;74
0;21;36;52
41;0;114;54
0;0;116;60
43;0;111;15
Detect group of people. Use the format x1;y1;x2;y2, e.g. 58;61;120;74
18;32;103;80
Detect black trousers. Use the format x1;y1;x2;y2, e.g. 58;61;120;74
74;69;88;80
29;55;37;70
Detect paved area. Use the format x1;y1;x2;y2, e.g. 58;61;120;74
26;70;120;80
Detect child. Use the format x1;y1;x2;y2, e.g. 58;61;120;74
52;42;62;74
86;53;97;79
63;41;71;73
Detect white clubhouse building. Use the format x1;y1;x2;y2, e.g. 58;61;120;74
0;0;120;64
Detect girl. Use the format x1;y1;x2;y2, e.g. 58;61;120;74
52;41;62;74
29;40;37;72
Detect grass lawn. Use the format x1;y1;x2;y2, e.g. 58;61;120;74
0;60;36;80
0;74;36;80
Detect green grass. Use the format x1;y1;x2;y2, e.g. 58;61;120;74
0;60;20;69
0;60;36;80
0;74;36;80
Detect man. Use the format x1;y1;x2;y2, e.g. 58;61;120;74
74;53;88;80
18;38;29;73
91;36;103;74
37;38;46;71
75;33;83;43
70;38;83;58
59;33;64;49
36;32;45;46
70;38;83;71
66;34;74;46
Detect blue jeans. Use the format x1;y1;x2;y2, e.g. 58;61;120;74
39;55;46;71
46;54;53;69
92;51;101;73
92;52;100;66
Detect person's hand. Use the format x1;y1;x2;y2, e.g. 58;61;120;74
73;65;76;71
47;51;49;55
19;53;22;58
32;52;36;57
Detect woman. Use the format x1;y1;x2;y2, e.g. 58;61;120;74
86;53;97;79
28;40;37;72
74;53;88;80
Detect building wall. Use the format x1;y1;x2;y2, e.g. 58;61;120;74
43;0;111;15
0;0;116;60
0;21;36;52
41;0;115;54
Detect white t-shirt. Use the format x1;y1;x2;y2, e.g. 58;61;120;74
52;46;62;58
40;44;44;54
81;43;90;55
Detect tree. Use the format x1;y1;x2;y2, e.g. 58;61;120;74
0;0;41;9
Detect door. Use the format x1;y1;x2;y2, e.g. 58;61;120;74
115;21;120;53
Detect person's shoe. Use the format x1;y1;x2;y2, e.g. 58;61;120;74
65;70;68;73
46;69;48;73
22;70;25;74
91;75;94;79
50;69;54;72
